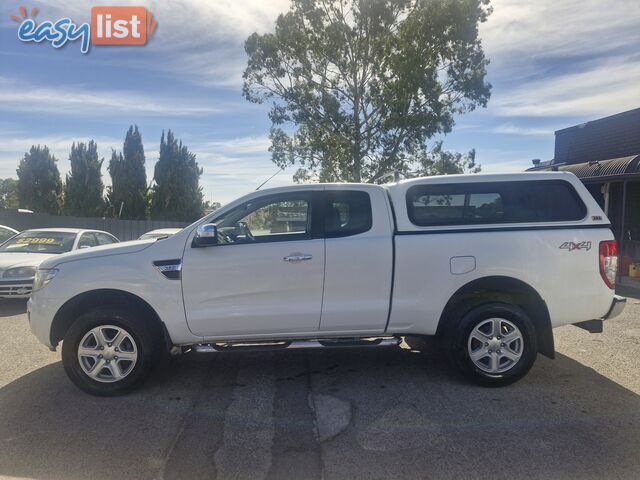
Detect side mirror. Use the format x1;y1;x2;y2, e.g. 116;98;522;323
192;223;218;247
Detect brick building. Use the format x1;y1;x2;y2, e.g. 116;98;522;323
528;107;640;291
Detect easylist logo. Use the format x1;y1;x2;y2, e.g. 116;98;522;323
91;6;155;46
11;5;157;54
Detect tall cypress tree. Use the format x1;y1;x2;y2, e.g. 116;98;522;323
63;141;105;216
107;125;148;219
150;130;203;221
16;145;62;214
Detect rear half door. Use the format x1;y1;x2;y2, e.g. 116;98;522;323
319;186;394;333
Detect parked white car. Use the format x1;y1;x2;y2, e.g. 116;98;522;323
0;225;18;243
138;228;182;240
0;228;118;298
27;172;624;395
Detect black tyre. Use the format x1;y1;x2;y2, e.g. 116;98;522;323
62;306;161;396
447;303;538;387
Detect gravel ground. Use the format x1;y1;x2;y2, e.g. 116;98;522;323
0;298;639;480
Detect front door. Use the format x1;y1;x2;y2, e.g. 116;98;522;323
182;191;324;338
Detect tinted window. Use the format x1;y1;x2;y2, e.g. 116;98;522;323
324;191;372;238
406;181;586;227
214;193;312;244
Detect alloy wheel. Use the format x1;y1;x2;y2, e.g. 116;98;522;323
467;318;524;374
77;325;138;383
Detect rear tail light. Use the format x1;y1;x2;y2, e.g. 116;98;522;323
599;240;618;289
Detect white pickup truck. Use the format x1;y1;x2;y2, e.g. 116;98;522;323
27;172;625;395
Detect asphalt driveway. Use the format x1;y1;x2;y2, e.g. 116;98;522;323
0;299;639;480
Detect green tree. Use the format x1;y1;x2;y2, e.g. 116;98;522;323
63;141;105;216
243;0;491;183
16;145;62;214
150;130;203;221
0;178;19;209
107;125;148;219
412;141;480;177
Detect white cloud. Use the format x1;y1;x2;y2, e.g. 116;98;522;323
478;0;640;120
481;0;640;76
0;77;219;116
473;147;535;173
492;123;555;136
492;56;640;118
199;136;271;155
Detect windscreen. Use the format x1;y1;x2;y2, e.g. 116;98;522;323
0;231;76;254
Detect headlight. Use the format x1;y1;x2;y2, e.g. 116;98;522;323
33;268;59;291
3;266;37;278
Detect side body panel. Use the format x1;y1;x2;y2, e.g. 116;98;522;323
389;228;614;335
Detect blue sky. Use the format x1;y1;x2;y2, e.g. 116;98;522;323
1;0;639;203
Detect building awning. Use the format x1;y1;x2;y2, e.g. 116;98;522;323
546;155;640;181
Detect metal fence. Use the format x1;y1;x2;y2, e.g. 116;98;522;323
0;209;190;241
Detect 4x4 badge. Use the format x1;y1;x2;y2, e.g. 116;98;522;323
559;241;592;251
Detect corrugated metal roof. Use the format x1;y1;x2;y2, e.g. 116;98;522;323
541;155;640;180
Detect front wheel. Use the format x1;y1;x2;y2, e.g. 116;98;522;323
62;306;160;396
448;303;538;387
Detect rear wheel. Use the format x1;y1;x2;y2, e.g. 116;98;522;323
448;303;537;387
62;306;160;396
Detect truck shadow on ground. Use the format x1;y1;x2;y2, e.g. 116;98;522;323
0;348;639;480
0;299;27;317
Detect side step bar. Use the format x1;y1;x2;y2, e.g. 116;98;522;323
192;336;401;353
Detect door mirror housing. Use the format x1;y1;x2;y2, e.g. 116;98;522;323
193;224;218;247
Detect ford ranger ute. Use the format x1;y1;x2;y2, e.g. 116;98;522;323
27;172;625;395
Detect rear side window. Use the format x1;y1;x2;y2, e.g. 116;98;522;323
324;191;372;238
95;233;118;245
406;180;586;227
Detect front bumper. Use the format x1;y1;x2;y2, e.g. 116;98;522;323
27;294;57;349
573;295;626;333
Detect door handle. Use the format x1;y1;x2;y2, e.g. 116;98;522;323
283;254;313;262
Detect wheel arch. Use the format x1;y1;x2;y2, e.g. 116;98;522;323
50;289;170;350
436;276;554;358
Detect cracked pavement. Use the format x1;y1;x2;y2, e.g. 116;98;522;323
1;298;639;479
